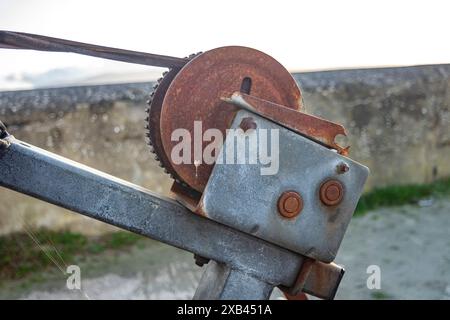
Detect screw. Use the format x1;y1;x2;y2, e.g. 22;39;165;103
319;180;344;206
278;191;303;218
239;117;257;132
337;162;349;174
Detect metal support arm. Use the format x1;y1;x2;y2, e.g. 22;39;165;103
0;136;301;290
0;135;343;299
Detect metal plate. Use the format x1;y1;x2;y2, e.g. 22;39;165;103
199;111;369;262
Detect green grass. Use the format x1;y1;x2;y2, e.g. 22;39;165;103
355;177;450;216
370;291;391;300
0;230;142;280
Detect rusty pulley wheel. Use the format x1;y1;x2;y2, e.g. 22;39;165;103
157;46;302;192
146;53;201;187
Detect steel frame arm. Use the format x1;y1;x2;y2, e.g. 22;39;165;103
0;135;303;288
0;132;344;299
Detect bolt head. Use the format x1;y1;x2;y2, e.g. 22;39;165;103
239;117;257;132
319;180;344;206
337;162;350;174
278;191;303;218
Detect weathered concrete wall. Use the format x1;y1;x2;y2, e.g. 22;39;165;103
0;83;172;235
295;65;450;189
0;65;449;235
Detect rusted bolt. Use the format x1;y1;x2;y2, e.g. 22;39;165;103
319;180;344;206
337;162;350;174
278;191;303;218
239;117;257;132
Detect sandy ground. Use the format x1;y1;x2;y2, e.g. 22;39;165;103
1;198;449;300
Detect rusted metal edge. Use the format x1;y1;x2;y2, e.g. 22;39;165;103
281;260;345;300
280;257;315;296
0;30;188;68
223;92;350;156
304;261;345;300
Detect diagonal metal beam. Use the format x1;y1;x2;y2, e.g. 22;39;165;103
0;30;188;68
0;134;345;299
0;136;303;288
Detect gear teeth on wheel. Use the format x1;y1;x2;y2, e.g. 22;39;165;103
145;52;201;189
145;67;184;185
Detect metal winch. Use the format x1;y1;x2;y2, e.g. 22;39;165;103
0;31;369;300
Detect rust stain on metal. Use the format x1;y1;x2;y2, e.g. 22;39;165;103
147;69;182;183
319;179;344;206
225;92;350;156
239;117;257;132
277;191;303;218
283;292;308;300
283;260;345;300
309;262;334;296
195;199;207;217
282;257;315;297
160;46;302;192
303;261;345;300
170;181;201;213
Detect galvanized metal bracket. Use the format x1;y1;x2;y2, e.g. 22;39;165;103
199;110;369;262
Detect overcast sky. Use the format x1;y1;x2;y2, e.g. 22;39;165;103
0;0;449;89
